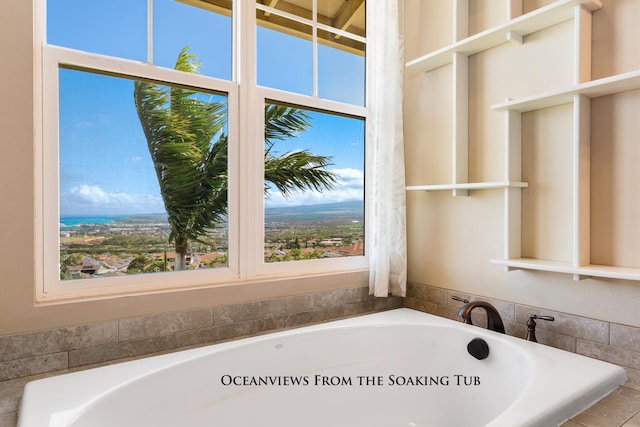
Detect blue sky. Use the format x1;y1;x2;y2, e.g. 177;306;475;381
49;0;365;217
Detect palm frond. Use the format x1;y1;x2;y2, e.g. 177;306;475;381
264;104;311;150
265;150;338;197
133;47;228;250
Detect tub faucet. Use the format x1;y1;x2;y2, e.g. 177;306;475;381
525;314;555;342
457;300;505;334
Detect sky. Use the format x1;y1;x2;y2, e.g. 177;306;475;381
49;0;365;217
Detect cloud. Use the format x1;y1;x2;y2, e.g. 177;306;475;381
332;168;364;187
62;168;364;214
61;184;164;216
265;168;364;208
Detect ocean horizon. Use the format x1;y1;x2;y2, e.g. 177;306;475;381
60;200;364;227
59;213;168;227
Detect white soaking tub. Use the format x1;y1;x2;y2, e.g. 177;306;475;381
18;308;626;427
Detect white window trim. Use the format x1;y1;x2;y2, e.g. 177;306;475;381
39;46;242;301
35;0;368;303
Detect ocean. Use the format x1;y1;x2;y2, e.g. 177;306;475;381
59;213;168;228
60;201;364;228
60;216;124;227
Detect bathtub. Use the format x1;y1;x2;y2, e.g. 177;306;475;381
18;308;626;427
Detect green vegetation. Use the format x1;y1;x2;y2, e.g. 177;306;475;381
59;207;363;279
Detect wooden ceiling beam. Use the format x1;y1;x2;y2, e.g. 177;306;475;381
263;0;280;17
191;0;365;53
333;0;365;33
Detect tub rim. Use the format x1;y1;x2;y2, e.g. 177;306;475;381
17;308;627;427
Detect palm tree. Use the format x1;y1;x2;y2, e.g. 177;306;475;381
134;48;227;270
134;47;337;270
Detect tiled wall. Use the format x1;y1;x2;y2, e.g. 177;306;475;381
404;281;640;369
0;285;401;426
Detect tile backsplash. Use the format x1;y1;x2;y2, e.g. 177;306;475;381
0;286;401;383
5;281;639;383
404;281;640;370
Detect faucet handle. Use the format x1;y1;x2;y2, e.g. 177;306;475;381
526;314;554;342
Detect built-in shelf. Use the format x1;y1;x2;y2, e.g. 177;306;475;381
405;0;600;199
408;0;640;282
405;0;602;73
493;68;640;112
491;258;640;282
489;68;640;282
406;181;528;192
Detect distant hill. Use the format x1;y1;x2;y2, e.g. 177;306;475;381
265;200;364;224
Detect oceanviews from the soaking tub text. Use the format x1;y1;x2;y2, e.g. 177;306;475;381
219;373;482;387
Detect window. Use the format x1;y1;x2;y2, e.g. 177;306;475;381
38;0;367;301
263;103;365;263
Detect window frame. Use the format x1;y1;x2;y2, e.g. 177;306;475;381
251;88;368;279
35;0;368;303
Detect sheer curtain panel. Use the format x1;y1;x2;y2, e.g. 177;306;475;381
366;0;407;297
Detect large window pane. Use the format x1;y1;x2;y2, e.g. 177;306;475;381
154;0;232;80
256;1;365;105
256;0;365;38
257;19;313;95
264;103;364;262
58;68;229;280
318;36;365;106
47;0;147;61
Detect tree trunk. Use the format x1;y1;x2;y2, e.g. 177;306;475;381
174;234;188;271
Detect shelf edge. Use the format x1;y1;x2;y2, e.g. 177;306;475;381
491;258;640;281
406;181;528;191
493;68;640;112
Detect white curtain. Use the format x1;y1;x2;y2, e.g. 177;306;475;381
366;0;407;297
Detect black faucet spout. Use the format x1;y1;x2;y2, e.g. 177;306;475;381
458;301;506;334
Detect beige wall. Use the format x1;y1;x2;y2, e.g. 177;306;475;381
0;0;368;336
404;0;640;327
